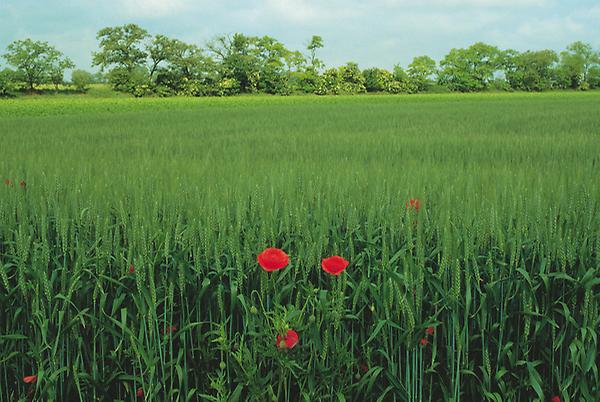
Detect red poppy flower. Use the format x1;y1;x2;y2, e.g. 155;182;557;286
136;387;144;398
420;338;428;347
359;362;369;373
257;248;289;272
129;264;135;274
4;179;12;186
321;256;349;276
425;326;435;336
19;180;26;188
276;329;299;350
406;198;421;212
551;396;561;402
23;375;37;384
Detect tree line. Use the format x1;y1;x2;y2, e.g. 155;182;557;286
1;24;599;97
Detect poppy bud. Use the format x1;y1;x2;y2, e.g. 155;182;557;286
250;306;258;315
219;361;226;370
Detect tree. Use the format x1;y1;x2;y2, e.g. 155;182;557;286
363;68;388;92
588;66;600;89
307;35;324;71
92;24;150;92
147;34;182;80
71;69;94;91
339;62;366;94
392;65;417;93
557;41;599;89
49;58;75;90
0;68;19;97
93;24;149;72
315;68;341;95
407;55;437;92
504;49;558;91
438;42;502;92
154;41;214;95
3;39;74;91
207;33;260;93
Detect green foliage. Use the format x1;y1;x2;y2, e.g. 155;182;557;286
588;66;600;89
70;69;94;92
363;68;388;92
504;49;559;91
438;42;502;92
2;39;74;91
407;55;437;92
92;24;150;73
315;68;341;95
307;35;324;71
2;30;600;97
557;41;600;90
0;68;19;97
0;93;599;400
339;62;366;94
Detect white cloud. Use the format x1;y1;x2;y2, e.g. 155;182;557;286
379;0;546;6
116;0;192;18
516;17;584;37
261;0;361;23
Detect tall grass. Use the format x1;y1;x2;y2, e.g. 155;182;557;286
0;93;599;401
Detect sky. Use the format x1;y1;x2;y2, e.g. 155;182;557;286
1;0;599;71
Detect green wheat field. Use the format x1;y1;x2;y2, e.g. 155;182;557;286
1;92;599;401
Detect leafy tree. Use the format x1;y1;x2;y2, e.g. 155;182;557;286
0;68;19;97
363;68;389;92
151;38;214;95
588;66;600;89
557;41;599;89
307;35;324;71
339;62;365;94
438;42;502;92
392;65;417;93
71;69;94;91
147;34;183;80
504;49;558;91
255;36;294;94
315;68;341;95
207;33;260;93
407;55;437;92
93;71;107;84
3;39;74;91
207;33;300;95
92;24;150;91
93;24;149;72
49;58;75;90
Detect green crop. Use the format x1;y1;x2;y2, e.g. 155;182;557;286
0;92;599;401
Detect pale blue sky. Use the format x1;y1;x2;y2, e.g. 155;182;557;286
1;0;599;71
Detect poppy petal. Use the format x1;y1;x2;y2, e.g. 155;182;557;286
23;375;37;384
321;256;349;275
258;248;289;272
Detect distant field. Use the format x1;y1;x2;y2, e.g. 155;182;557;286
1;93;599;401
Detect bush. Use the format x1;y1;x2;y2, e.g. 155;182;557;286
216;77;240;96
0;69;18;97
71;69;94;92
315;68;341;95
